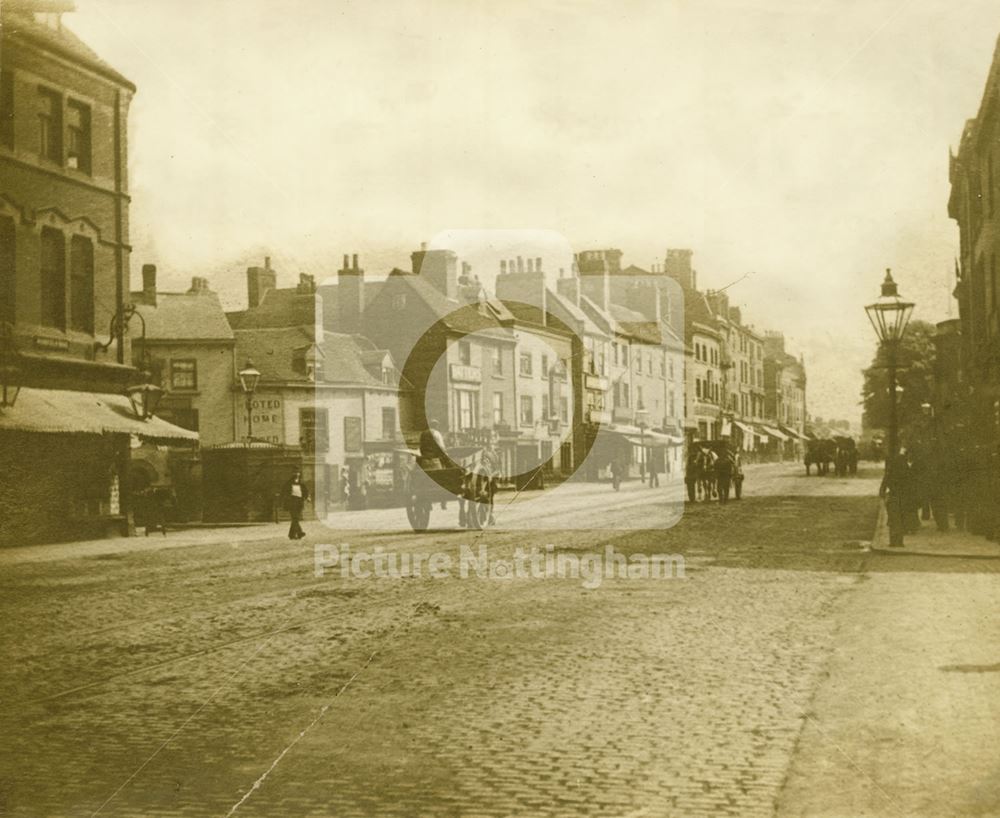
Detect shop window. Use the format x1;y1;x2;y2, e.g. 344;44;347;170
40;227;65;329
69;235;94;333
301;407;329;452
170;359;197;390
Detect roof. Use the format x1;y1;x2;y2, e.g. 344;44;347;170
546;289;604;338
227;287;322;330
318;280;385;330
2;7;136;91
0;387;198;442
132;292;234;341
376;271;515;336
233;327;389;388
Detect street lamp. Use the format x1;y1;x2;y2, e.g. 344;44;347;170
238;359;261;442
865;269;914;547
865;269;914;464
126;382;164;420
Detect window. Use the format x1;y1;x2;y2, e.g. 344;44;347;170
492;346;503;375
541;354;549;377
613;344;619;366
381;406;396;440
598;347;606;376
166;408;199;433
0;216;13;323
66;100;90;173
519;351;533;376
457;389;478;430
623;384;630;408
542;394;549;421
0;69;13;149
520;395;534;425
647;354;653;374
636;385;644;409
170;359;197;390
696;379;702;399
458;340;471;365
300;407;329;452
560;396;569;423
37;87;61;162
492;392;504;424
40;227;65;329
622;345;629;365
69;235;93;333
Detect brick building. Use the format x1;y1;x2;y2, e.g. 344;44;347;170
0;1;195;545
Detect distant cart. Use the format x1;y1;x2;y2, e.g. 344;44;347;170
398;446;496;532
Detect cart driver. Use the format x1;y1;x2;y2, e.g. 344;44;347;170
419;419;447;468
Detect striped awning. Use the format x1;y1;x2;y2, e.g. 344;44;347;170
0;387;199;443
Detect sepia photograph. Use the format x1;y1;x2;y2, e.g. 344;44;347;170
0;0;998;815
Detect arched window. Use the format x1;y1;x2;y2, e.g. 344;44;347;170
40;227;65;329
70;235;94;333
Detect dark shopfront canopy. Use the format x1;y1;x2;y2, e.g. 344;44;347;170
0;388;198;443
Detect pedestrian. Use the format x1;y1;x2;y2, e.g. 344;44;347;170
716;445;733;504
610;455;625;490
284;469;310;540
647;447;660;487
880;451;909;546
685;446;700;502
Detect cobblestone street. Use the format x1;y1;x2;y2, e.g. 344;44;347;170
0;464;995;816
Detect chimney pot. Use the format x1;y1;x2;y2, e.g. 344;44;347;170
343;254;349;270
536;257;542;271
352;253;359;270
264;256;271;270
142;264;157;306
517;256;524;273
500;260;507;275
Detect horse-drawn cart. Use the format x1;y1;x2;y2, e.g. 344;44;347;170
399;446;496;532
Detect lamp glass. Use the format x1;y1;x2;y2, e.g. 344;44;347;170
239;361;261;394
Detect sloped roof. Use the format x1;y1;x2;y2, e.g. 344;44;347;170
233;327;386;388
132;292;234;341
378;271;515;336
546;289;604;338
227;287;322;330
3;7;135;90
318;280;384;331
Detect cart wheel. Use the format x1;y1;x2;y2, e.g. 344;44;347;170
406;495;431;531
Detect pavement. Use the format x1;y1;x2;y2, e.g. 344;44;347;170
0;462;997;816
870;503;1000;558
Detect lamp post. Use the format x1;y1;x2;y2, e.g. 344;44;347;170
865;269;914;547
238;359;261;444
636;406;649;484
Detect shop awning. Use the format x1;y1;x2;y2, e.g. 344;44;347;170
780;425;806;440
602;425;684;447
761;424;789;441
0;388;199;443
733;420;755;436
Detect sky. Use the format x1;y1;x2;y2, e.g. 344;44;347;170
69;0;1000;425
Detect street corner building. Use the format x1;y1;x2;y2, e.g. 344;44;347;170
0;0;197;546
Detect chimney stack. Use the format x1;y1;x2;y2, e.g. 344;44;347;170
187;276;211;295
411;245;458;299
141;264;157;306
338;252;364;333
247;257;277;308
500;259;508;275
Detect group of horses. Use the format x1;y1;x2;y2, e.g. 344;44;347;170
804;436;858;477
685;442;742;502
